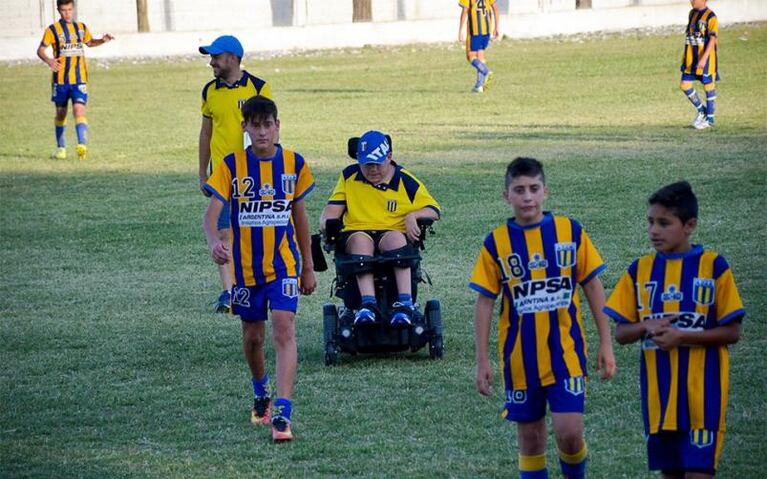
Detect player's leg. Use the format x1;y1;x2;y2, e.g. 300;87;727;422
702;79;716;128
271;305;298;441
214;204;234;313
346;232;377;323
233;285;271;425
51;85;69;159
467;45;488;92
548;377;588;478
680;74;706;127
379;230;414;325
505;387;549;478
72;85;89;159
476;48;494;90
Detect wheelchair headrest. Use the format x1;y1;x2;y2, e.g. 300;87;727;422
347;135;393;160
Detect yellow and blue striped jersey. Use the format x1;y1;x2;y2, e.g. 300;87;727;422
469;213;606;391
459;0;496;37
681;7;719;78
604;245;744;434
41;20;93;85
201;71;272;171
205;145;315;287
327;163;440;232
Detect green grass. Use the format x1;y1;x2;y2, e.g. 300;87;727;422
1;23;766;478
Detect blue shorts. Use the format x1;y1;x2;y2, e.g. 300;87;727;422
217;201;231;230
503;376;586;423
647;430;724;474
680;72;718;85
232;277;299;321
51;83;88;107
469;34;490;52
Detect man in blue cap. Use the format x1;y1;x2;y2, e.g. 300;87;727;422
320;131;441;325
197;35;272;314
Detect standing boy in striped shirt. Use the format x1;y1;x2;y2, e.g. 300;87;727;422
37;0;114;160
458;0;499;93
680;0;720;129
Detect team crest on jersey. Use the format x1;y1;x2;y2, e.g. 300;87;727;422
528;253;548;270
507;390;527;405
693;278;715;305
564;376;585;396
282;278;299;299
555;242;576;268
387;199;397;212
259;183;276;197
281;174;297;195
690;429;714;449
661;284;683;302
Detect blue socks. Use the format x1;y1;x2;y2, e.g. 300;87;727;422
55;119;66;148
397;293;412;306
75;116;88;144
683;87;705;113
471;59;489;88
705;88;716;124
273;397;292;421
361;295;376;305
252;374;269;398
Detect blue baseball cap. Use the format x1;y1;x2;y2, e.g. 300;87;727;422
357;130;391;165
199;35;244;58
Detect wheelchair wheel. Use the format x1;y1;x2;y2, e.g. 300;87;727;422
323;304;339;366
425;299;444;359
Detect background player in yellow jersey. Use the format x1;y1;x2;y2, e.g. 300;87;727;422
680;0;719;130
203;96;316;442
605;181;744;477
198;35;272;313
36;0;114;160
470;157;615;479
320;130;440;326
458;0;499;93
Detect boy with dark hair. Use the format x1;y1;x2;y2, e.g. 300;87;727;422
37;0;114;160
605;181;744;477
471;157;615;478
203;96;316;442
458;0;499;93
680;0;719;129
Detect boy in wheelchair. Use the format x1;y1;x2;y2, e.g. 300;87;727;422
320;130;440;327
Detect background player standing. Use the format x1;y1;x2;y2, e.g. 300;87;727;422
604;181;744;477
203;96;316;442
470;157;615;478
680;0;719;130
198;35;272;313
36;0;114;160
458;0;499;93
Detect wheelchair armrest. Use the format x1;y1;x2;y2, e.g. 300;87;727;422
323;218;343;252
416;218;436;251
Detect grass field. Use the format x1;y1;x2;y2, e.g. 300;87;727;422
1;22;766;478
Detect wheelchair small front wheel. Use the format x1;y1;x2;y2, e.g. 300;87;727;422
425;299;444;359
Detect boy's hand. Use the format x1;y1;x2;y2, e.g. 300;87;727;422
103;33;115;42
199;178;212;197
476;360;493;396
596;341;616;380
299;268;316;296
404;213;421;243
47;57;61;72
210;241;230;264
651;324;683;351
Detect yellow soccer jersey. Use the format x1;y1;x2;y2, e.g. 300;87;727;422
605;245;744;434
41;20;93;85
327;163;440;232
201;71;272;170
681;7;719;78
459;0;496;36
469;213;605;391
204;145;314;286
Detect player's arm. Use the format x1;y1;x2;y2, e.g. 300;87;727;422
652;320;740;351
292;199;316;295
36;42;59;72
198;116;213;196
86;33;115;47
696;34;717;71
404;206;440;243
458;7;468;42
203;198;229;264
475;293;495;396
581;276;616;379
491;3;500;38
320;204;346;232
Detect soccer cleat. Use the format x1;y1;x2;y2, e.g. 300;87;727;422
693;119;713;130
471;85;484;93
51;147;67;160
76;144;87;160
214;290;231;313
250;396;271;425
354;302;377;325
483;71;495;91
271;415;293;442
390;302;414;326
691;110;707;128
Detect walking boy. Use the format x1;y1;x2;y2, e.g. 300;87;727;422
37;0;114;160
680;0;719;129
604;181;744;477
203;96;316;442
470;157;615;478
458;0;499;93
